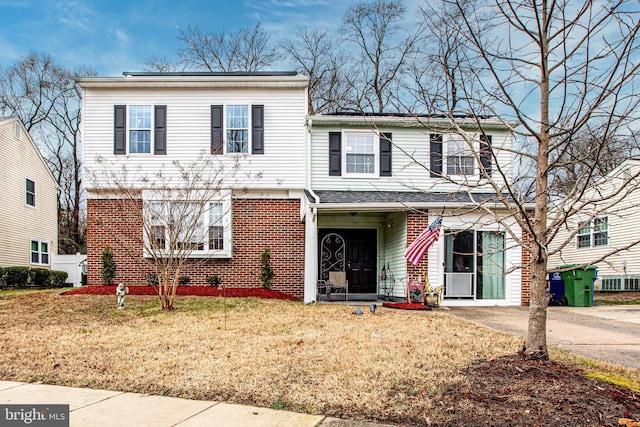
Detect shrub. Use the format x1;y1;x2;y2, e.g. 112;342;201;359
49;270;68;288
100;245;117;285
207;275;222;287
30;268;50;288
259;248;274;289
147;273;159;287
178;276;191;286
6;266;29;289
0;266;6;289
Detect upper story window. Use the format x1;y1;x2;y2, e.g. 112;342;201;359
345;133;376;175
446;137;475;176
328;131;392;177
114;105;166;155
26;178;35;207
577;217;608;248
30;239;50;265
129;105;151;153
211;104;264;155
146;197;231;258
226;105;249;153
430;133;492;178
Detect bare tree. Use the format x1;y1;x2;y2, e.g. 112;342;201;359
413;0;640;359
341;0;422;113
281;27;355;114
89;156;251;310
170;23;277;72
0;52;93;254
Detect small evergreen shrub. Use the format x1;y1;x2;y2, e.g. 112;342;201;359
49;270;68;288
0;266;6;289
30;268;50;288
207;275;222;287
147;273;159;287
259;248;274;289
178;276;191;286
100;245;117;285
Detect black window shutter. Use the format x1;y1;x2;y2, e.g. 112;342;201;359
380;132;392;176
211;105;223;155
154;105;167;155
430;133;443;177
329;132;342;176
114;105;126;155
251;105;264;154
479;134;492;176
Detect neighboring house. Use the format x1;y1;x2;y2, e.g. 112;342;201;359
0;117;58;269
77;72;530;305
548;158;640;291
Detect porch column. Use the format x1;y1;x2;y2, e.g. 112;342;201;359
304;208;318;303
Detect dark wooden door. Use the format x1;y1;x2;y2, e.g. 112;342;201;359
319;229;377;294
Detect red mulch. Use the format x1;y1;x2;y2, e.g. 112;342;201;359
63;285;299;301
382;301;431;310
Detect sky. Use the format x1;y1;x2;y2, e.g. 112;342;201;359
0;0;423;76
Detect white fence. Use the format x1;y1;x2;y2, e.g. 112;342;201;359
51;253;87;287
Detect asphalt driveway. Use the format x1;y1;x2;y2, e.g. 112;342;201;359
447;305;640;370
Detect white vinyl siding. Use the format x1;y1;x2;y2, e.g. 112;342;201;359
82;86;307;191
0;118;58;268
548;160;640;281
310;124;512;192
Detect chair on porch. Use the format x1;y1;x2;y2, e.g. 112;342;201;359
327;271;348;302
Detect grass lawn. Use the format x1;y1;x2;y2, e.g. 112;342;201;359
1;289;638;425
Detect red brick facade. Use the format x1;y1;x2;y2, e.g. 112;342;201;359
405;210;431;281
86;198;306;299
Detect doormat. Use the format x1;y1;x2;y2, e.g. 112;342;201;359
382;302;431;310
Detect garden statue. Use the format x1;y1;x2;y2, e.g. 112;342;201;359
116;283;129;309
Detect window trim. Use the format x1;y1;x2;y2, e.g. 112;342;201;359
128;105;153;154
25;178;36;207
144;194;232;259
30;239;50;266
577;216;608;249
342;130;379;177
444;134;476;176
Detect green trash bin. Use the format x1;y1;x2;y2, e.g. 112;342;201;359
559;264;597;307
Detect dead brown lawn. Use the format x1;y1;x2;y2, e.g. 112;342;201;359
0;290;638;425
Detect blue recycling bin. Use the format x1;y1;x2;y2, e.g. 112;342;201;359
548;272;567;305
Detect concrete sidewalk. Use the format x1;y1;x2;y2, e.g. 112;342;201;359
0;381;392;427
447;305;640;369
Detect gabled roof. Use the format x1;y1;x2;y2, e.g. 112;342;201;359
0;116;58;186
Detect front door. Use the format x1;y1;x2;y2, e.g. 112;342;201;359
319;229;377;294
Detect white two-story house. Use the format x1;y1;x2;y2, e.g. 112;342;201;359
77;72;530;305
77;72;310;298
0;117;58;269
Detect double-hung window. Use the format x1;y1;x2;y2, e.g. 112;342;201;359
446;136;474;175
226;105;249;154
345;133;376;175
30;239;50;265
577;217;608;248
129;105;152;153
26;178;35;207
211;104;264;155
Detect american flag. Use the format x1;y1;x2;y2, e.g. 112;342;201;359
404;215;442;266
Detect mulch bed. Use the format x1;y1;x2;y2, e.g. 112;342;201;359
63;285;299;301
435;353;640;426
382;301;431;310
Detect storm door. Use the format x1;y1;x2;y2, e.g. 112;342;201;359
319;229;377;294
